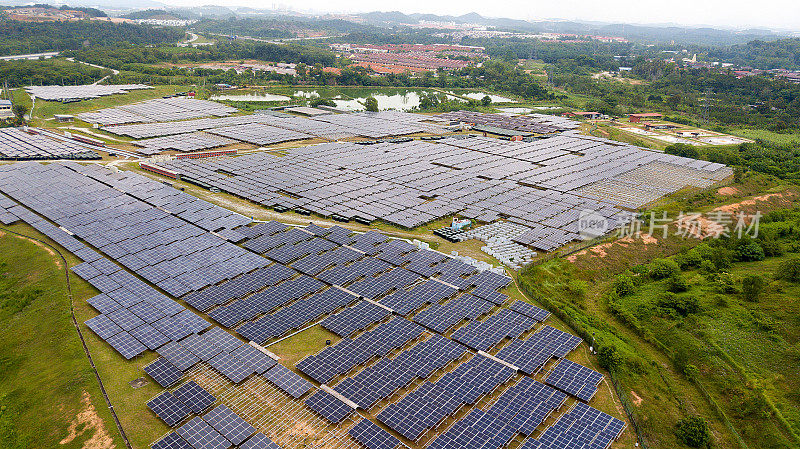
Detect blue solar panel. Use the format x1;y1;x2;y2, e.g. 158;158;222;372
304;390;355;424
148;391;192;427
144;357;184;388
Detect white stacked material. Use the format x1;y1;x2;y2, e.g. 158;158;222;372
461;221;538;269
25;84;151;102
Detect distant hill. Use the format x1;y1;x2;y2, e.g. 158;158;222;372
355;10;784;45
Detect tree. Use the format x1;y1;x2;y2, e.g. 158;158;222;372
734;239;765;262
364;96;379;112
650;258;680;279
775;257;800;282
480;95;492;106
742;274;767;301
675;416;711;447
598;345;623;372
12;104;29;123
612;274;636;296
665;143;700;159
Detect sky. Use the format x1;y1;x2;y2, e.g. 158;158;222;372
179;0;800;31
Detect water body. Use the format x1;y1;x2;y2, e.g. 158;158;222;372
460;92;516;103
211;93;291;102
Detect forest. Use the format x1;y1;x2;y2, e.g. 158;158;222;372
0;20;186;56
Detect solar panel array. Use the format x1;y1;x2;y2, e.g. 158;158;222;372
135;132;238;155
321;299;392;337
438;110;578;133
521;401;626;449
0;128;100;160
303;389;356;424
206;123;313;146
349;419;401;449
496;325;582;375
153;133;730;249
544;359;604;402
0;160;629;449
333;334;466;410
377;355;514;440
24;84;151;102
450;308;538;352
297;317;424;384
78;97;236;125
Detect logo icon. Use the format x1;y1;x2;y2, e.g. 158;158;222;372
578;209;608;240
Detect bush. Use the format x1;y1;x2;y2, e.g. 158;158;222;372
667;273;689;293
758;238;784;257
699;259;717;274
650;258;680;279
665;143;700;159
775;257;800;283
741;274;767;301
364;96;379;112
658;293;700;316
735;239;765;262
675;248;703;269
598;345;623;371
612;274;636;296
715;272;738;293
675;416;711;447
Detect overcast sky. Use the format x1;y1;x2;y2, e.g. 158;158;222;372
181;0;800;31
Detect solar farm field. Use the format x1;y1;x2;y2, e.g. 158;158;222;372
0;160;633;449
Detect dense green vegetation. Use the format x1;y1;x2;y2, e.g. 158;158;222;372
0;58;110;87
707;38;800;70
0;20;185;56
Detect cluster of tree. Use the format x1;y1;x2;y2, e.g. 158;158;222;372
0;20;185;56
193;17;374;40
707;38;800;70
551;59;800;131
0;59;110;87
64;41;338;70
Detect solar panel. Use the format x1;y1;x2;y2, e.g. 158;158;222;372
144;357;185;388
148;391;192;427
509;300;551;322
177;417;231;449
158;341;202;371
238;433;280;449
86;294;123;315
105;331;147;359
304;390;355;424
203;405;256;446
85;314;123;340
173;381;216;414
180;333;224;362
263;364;312;399
349;419;401;449
202;327;242;353
131;323;171;350
230;344;277;374
151;431;193;449
208;351;255;384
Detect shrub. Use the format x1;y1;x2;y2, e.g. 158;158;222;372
650;258;680;279
734;239;765;262
758;239;784;257
715;272;738;293
699;259;717;274
675;416;711;447
741;274;767;301
612;275;636;296
775;257;800;283
598;345;623;371
665;143;700;159
667;273;689;293
675;248;703;269
658;293;700;316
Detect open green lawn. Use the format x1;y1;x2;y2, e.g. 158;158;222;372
729;129;800;147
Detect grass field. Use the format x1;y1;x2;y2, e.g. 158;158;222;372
728;129;800;147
